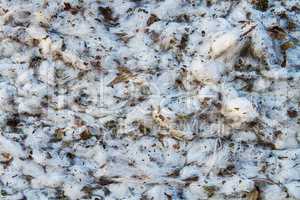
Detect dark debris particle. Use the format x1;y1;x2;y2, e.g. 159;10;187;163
178;33;189;50
287;109;297;118
66;152;76;159
6;114;20;128
175;14;190;23
80;129;92;140
183;176;199;183
147;14;159;26
253;0;268;11
203;186;217;197
103;187;111;196
52;128;65;142
267;26;286;40
97;177;119;186
99;6;116;22
63;2;80;15
287;20;297;31
29;56;42;68
138;123;151;135
64;2;72;10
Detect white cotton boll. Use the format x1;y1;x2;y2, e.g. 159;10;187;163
54;95;68;110
31;150;48;165
180;165;201;179
39;61;55;86
0;135;25;158
108;183;132;200
205;146;230;174
163;148;185;167
260;68;288;80
160;107;176;121
222;97;258;125
63;183;84;200
190;60;225;84
275;132;298;150
261;185;287;200
16;70;34;86
286;182;300;199
0;39;17;57
187;139;215;164
31;172;64;188
231;131;257;142
198;85;220;100
1;174;27;190
39;37;52;56
51;39;64;52
18;97;42;114
0;62;18;79
154;0;182;19
188;183;210;199
239;164;260;178
253;78;271;92
27;25;47;39
210;31;240;59
75;145;106;166
19;82;48;97
60;51;89;70
34;11;49;25
92;146;107;167
21;161;45;177
0;84;15;112
275;167;300;183
220;177;254;195
124;103;152;124
146;185;170;200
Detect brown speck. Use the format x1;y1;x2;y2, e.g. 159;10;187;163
280;41;294;51
267;26;286;40
99;6;117;22
252;0;268;11
178;33;188;50
97;176;119;186
147;14;159;26
80;129;92;140
287;109;297;118
29;56;42;69
64;2;80;15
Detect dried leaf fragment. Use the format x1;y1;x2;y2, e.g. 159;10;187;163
108;66;134;86
178;33;189;50
0;152;13;163
147;14;159;26
267;26;286;40
63;3;80;15
99;6;117;23
203;186;217;197
252;0;268;11
170;129;185;141
247;188;260;200
287;108;297;118
281;41;294;51
97;176;119;186
52;128;65;142
80;128;92;140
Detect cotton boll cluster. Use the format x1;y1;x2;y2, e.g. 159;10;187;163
0;0;299;199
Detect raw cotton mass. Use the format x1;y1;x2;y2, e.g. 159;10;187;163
0;0;300;199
